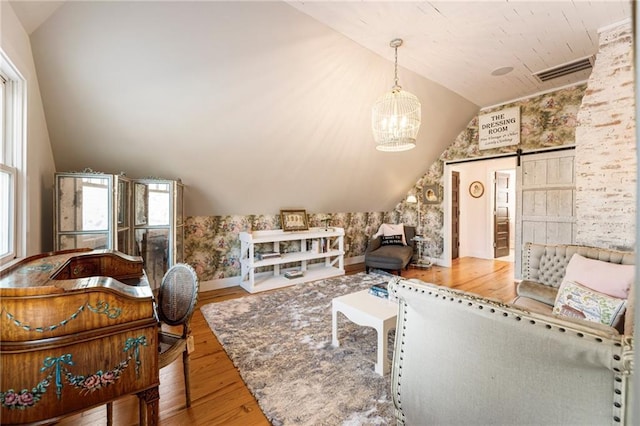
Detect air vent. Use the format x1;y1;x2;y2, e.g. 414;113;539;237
533;56;594;82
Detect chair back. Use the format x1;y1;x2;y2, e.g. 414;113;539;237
157;263;199;326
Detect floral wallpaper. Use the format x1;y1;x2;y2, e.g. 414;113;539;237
392;84;587;260
184;84;587;282
185;212;394;281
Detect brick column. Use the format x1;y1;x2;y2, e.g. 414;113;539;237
575;21;636;250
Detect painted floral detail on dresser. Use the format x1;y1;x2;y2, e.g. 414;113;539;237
2;301;122;333
0;336;147;410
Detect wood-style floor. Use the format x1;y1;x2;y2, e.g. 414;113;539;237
58;257;515;425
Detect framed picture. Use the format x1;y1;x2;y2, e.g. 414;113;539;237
280;209;309;231
469;181;485;198
423;184;440;204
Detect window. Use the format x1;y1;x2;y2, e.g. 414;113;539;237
0;51;25;266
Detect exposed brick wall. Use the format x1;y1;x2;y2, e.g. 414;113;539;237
575;21;636;250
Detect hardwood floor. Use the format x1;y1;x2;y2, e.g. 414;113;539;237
58;257;514;425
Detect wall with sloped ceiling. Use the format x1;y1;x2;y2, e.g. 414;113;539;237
187;84;588;286
394;22;636;261
392;84;587;263
28;1;477;218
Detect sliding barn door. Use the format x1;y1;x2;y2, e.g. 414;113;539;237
514;149;576;278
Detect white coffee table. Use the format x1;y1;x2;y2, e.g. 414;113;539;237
331;289;398;375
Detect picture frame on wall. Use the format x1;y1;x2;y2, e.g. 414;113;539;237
280;209;309;231
423;184;440;204
469;181;485;198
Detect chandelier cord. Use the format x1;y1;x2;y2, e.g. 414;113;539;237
393;45;399;89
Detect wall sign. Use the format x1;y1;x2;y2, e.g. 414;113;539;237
478;106;520;150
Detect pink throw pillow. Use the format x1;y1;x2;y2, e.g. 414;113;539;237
562;253;634;299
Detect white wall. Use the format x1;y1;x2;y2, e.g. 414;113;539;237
1;1;56;254
27;1;478;217
451;157;516;260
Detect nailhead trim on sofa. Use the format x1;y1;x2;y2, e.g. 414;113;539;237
389;277;631;425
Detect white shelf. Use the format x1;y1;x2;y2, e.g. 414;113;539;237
252;249;343;267
246;265;344;293
242;227;343;243
239;227;345;293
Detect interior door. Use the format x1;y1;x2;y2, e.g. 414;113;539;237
515;149;576;277
494;171;510;258
451;171;460;259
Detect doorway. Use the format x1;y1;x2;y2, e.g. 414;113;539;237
443;157;516;267
443;148;576;274
494;170;515;261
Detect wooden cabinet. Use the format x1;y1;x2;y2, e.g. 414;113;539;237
132;179;184;289
0;250;158;425
239;227;345;293
54;172;133;255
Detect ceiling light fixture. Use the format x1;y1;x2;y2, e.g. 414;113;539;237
372;38;421;152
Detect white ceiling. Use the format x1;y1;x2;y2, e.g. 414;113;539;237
13;1;632;107
6;1;633;217
287;0;632;107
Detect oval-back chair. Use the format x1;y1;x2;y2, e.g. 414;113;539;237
106;263;199;425
156;263;199;406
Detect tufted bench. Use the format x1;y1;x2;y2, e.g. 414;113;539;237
514;242;635;334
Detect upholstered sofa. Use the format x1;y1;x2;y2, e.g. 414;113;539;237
364;225;416;275
514;242;635;334
388;242;635;425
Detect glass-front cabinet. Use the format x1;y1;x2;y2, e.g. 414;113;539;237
54;172;132;255
133;179;184;289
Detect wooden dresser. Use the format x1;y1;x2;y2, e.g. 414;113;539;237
0;249;159;425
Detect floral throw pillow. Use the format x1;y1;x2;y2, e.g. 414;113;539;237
553;280;626;327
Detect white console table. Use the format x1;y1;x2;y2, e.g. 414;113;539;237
239;227;345;293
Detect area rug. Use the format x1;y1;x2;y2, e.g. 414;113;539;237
200;272;397;426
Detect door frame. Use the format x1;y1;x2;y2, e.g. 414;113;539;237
442;146;574;269
443;158;516;267
493;170;515;258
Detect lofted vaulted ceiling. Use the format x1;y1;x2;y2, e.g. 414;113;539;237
8;1;632;217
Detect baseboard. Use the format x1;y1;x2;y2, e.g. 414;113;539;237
430;257;443;266
345;255;364;265
200;275;241;292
